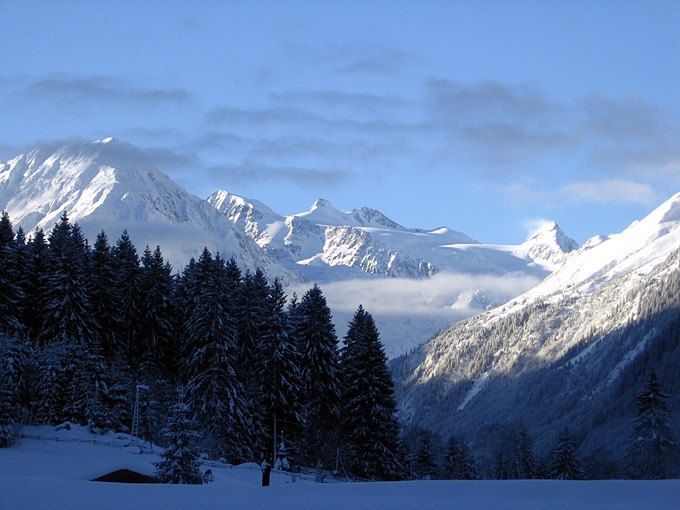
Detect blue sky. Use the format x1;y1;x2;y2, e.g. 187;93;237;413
1;0;679;244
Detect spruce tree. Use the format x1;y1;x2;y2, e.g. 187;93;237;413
550;428;584;480
139;246;177;377
0;211;22;336
234;269;271;457
88;231;119;358
181;249;250;461
626;369;679;479
340;305;402;480
294;284;342;468
416;435;437;480
156;388;208;484
41;213;96;346
443;436;478;480
259;279;303;465
111;231;143;370
19;228;49;342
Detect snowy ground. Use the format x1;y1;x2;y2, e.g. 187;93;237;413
1;425;678;510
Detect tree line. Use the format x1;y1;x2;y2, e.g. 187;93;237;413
0;211;401;481
0;210;677;482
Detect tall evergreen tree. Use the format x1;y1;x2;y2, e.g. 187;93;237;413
626;369;679;479
40;213;96;346
415;435;438;480
111;231;143;370
155;388;209;484
234;268;270;456
88;231;119;357
18;229;49;342
0;211;22;336
340;305;402;480
139;246;177;377
259;279;303;465
442;436;478;480
181;249;250;461
294;284;342;468
550;428;584;480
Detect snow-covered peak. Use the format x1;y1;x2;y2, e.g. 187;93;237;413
0;139;296;278
295;198;350;226
351;207;403;229
498;191;680;315
519;221;579;271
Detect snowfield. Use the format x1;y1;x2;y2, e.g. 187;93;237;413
0;425;677;510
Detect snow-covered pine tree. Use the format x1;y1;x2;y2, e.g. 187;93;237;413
181;248;250;462
18;228;49;342
516;428;539;479
549;428;584;480
88;231;120;359
294;284;342;469
259;279;303;466
234;268;271;456
139;245;177;377
442;436;478;480
626;369;679;479
40;213;97;347
155;387;208;484
0;334;34;446
340;305;402;480
0;211;23;336
111;231;143;371
415;435;438;480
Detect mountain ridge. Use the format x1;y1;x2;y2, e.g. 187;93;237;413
2;137;577;355
392;191;680;466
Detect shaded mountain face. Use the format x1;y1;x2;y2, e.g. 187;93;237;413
392;192;680;467
1;138;577;356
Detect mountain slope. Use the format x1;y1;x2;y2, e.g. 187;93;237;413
392;192;680;466
0;138;293;278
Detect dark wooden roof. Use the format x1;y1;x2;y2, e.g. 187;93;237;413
92;469;158;484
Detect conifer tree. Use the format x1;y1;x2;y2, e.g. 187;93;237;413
416;435;437;480
626;369;679;479
139;246;177;376
234;269;271;456
442;436;478;480
340;305;402;480
0;334;33;446
156;388;208;484
0;211;22;336
89;231;119;357
181;249;250;461
550;428;584;480
111;231;143;370
294;284;342;468
259;279;303;465
19;228;49;342
40;213;96;346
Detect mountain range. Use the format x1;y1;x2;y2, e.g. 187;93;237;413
0;138;577;355
392;192;680;469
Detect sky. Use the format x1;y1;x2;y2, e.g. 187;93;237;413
1;0;679;244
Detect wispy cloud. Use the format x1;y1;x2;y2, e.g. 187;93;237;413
281;41;415;76
21;76;193;107
269;89;408;116
561;178;657;205
207;161;352;187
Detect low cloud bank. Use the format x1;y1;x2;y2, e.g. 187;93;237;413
289;271;543;357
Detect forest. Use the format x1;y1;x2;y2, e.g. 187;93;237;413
0;210;677;481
